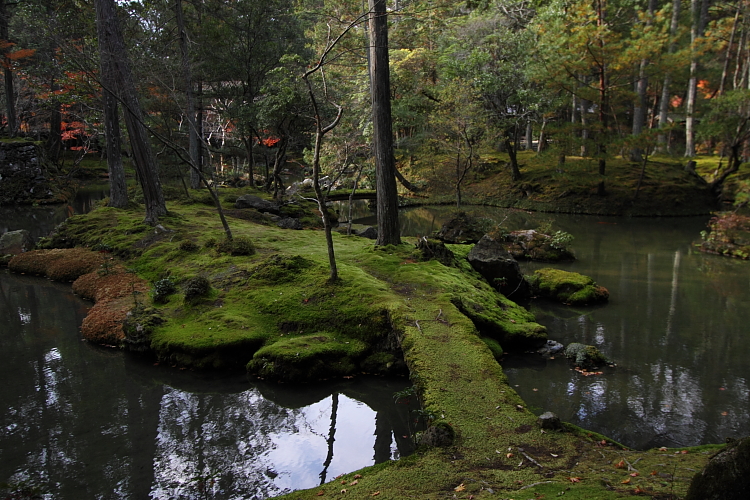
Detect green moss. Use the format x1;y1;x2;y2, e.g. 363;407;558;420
481;337;504;360
451;290;547;349
39;202;718;500
248;334;368;382
529;268;610;305
565;342;609;369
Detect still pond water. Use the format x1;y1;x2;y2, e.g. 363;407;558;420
0;188;415;499
3;192;749;498
367;204;750;450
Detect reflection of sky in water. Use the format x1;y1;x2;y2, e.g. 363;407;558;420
1;272;412;499
150;388;390;499
267;396;379;492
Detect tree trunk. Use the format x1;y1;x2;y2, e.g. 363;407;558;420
685;0;709;157
525;121;533;151
96;0;166;224
96;0;127;208
0;0;16;138
175;0;200;189
506;137;521;181
369;0;401;246
657;0;681;152
630;0;655;162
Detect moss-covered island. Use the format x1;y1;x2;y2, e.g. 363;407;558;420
7;192;723;499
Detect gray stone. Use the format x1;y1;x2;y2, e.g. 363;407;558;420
0;229;34;255
358;226;378;240
234;194;280;215
467;234;530;300
564;343;608;370
277;217;302;230
538;340;564;357
537;412;563;430
686;436;750;500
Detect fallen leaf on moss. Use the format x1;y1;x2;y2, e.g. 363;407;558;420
316;491;324;497
349;480;359;486
569;477;580;483
630;472;639;477
354;474;362;479
340;489;347;494
615;460;625;469
455;483;465;492
370;492;380;497
622;479;631;484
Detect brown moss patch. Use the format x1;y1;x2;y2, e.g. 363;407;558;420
73;269;149;345
9;248;104;281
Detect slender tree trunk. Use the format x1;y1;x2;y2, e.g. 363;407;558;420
658;0;681;152
96;0;166;224
96;0;127;208
506;137;520;181
581;97;590;156
630;0;655;162
525;121;533;151
0;0;16;137
719;5;740;96
369;0;401;246
175;0;200;190
685;0;709;157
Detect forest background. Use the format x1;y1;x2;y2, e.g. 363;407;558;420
2;0;750;213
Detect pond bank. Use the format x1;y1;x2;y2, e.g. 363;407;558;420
6;195;723;499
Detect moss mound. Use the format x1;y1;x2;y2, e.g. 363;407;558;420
529;268;610;305
248;334;369;382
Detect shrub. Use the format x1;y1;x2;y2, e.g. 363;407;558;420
183;275;211;304
216;236;255;256
152;277;177;304
179;240;199;252
203;237;217;248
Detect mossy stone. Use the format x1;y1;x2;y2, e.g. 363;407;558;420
528;268;609;305
564;342;608;369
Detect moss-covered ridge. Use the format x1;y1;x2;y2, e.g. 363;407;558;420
27;198;719;499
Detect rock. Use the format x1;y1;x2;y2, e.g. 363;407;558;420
537;412;563;430
358;226;378;240
538;340;564;357
435;211;488;243
504;229;575;262
277;217;302;230
564;342;608;370
467;234;530;300
415;237;454;266
0;229;34;255
234;194;280;215
528;268;609;305
686;436;750;500
419;423;455;448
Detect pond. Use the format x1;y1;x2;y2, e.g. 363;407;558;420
387;204;750;450
0;188;417;499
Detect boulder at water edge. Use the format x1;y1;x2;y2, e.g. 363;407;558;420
0;229;34;256
528;268;609;305
435;212;488;244
685;436;750;500
467;234;530;300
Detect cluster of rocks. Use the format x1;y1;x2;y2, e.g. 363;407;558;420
0;141;64;205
